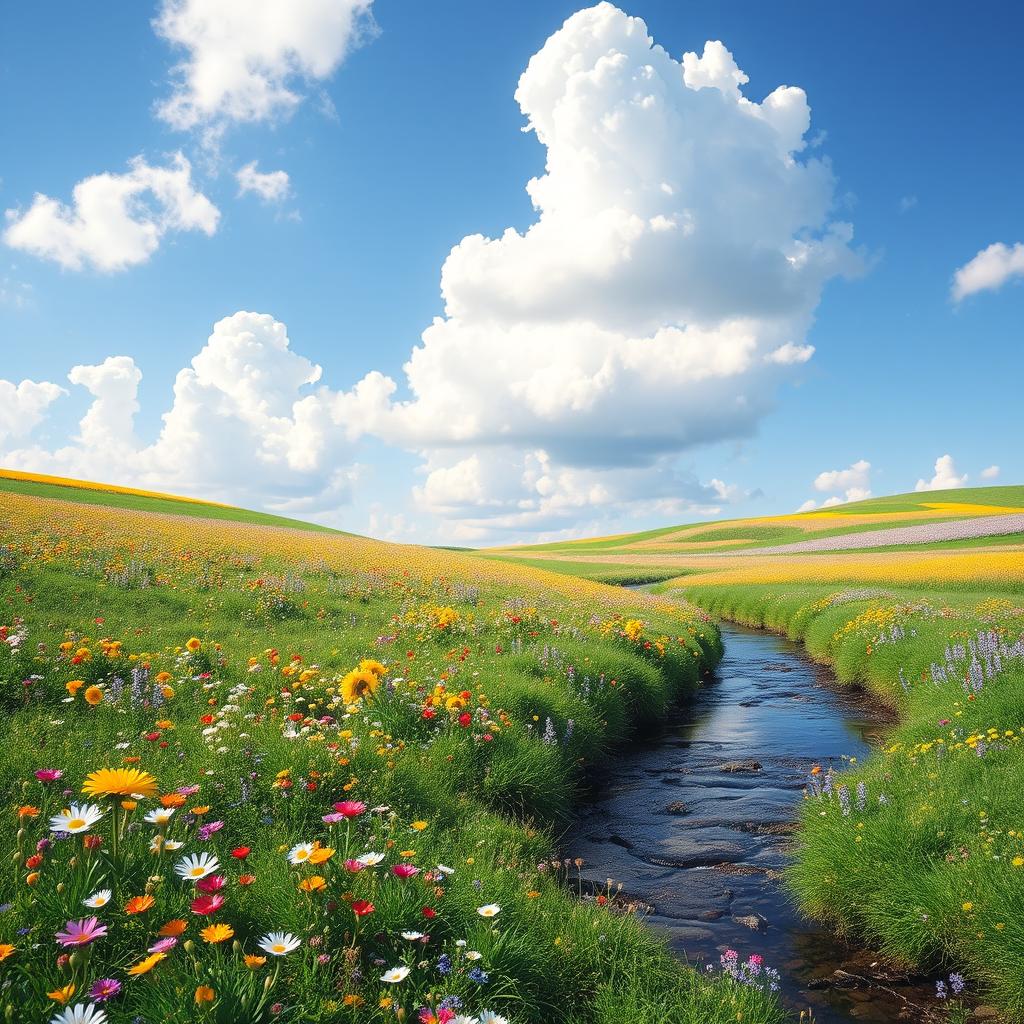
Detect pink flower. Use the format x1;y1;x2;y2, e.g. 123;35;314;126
35;769;63;782
332;801;366;818
322;812;345;825
343;859;364;873
56;916;108;947
177;785;201;796
197;820;224;840
196;874;226;893
190;894;225;915
392;864;420;879
149;937;178;953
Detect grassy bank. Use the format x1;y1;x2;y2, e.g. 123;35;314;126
0;487;785;1024
668;580;1024;1018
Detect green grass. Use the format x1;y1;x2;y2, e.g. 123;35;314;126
0;473;345;534
0;489;784;1024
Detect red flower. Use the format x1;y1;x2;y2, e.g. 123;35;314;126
190;894;225;915
200;714;215;725
422;708;436;720
145;731;161;741
196;874;226;893
231;847;251;859
332;800;366;818
458;713;472;728
305;782;317;792
351;900;375;917
288;712;304;722
25;854;43;869
238;874;256;887
422;907;437;919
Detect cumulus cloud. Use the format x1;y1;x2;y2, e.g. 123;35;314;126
0;313;370;513
235;161;291;203
915;454;968;492
3;154;219;272
154;0;375;132
952;242;1024;301
332;3;858;534
814;459;871;495
980;464;1000;480
0;378;67;445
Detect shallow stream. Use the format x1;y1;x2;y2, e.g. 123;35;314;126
565;622;947;1022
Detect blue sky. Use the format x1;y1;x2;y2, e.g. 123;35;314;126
1;1;1021;543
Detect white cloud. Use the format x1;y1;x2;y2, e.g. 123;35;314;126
3;154;219;272
154;0;375;132
796;499;818;512
813;459;871;495
0;378;67;444
765;341;815;365
952;242;1024;301
0;313;367;514
340;3;858;535
980;464;1000;480
915;454;968;492
235;161;291;203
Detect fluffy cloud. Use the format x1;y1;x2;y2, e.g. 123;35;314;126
0;378;66;444
915;454;967;492
980;465;1000;480
154;0;375;132
342;3;858;533
0;313;368;513
236;161;291;203
952;242;1024;301
3;154;219;272
798;458;871;509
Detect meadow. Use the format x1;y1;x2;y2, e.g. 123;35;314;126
494;485;1024;1019
0;483;787;1024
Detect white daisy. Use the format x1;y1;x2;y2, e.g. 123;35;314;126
258;931;301;956
356;851;385;867
400;931;425;940
465;950;483;960
143;807;175;826
288;842;314;865
83;888;112;909
174;852;220;881
49;804;104;835
476;903;501;918
50;1005;108;1024
380;966;410;983
163;839;185;851
437;864;455;875
478;1014;509;1024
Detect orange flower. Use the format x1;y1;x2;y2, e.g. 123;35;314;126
194;986;215;1004
200;922;234;944
185;638;202;653
121;800;137;811
190;805;211;815
244;955;266;969
160;793;187;808
299;875;327;893
66;680;85;695
17;806;40;819
0;945;15;963
47;984;75;1005
158;918;188;937
127;951;166;976
125;894;155;915
308;846;335;865
155;672;173;683
84;686;104;706
26;872;40;886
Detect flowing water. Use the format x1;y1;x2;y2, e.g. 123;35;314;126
565;622;946;1022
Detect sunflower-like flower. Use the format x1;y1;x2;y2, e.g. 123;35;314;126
340;668;381;704
82;768;158;800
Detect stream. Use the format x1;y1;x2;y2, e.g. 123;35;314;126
565;621;945;1022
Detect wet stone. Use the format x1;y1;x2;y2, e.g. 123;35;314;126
718;758;763;773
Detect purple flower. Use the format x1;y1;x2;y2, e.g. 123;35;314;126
91;978;122;1002
149;937;179;953
56;916;108;947
198;820;224;840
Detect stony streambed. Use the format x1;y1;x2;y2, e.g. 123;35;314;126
565;622;959;1023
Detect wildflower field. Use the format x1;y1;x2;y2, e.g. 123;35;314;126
0;484;787;1024
495;485;1024;1018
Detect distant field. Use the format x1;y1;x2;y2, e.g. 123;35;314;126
0;467;344;534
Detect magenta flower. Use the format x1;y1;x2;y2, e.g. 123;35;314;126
35;769;63;783
343;859;364;873
332;801;366;818
177;785;201;796
56;916;108;947
190;893;225;915
322;812;345;825
196;874;226;893
148;937;179;953
90;978;122;1002
392;864;420;879
197;820;224;840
